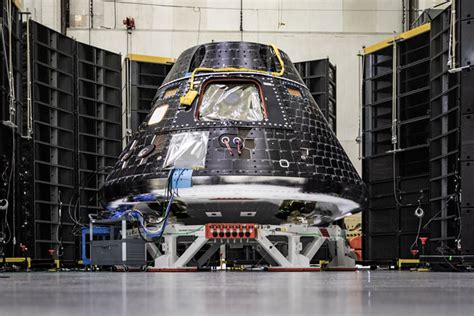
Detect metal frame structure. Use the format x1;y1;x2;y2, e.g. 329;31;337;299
362;2;474;267
362;24;432;265
151;223;356;271
76;41;122;223
123;54;173;142
294;58;337;133
427;1;474;261
2;16;123;262
27;20;76;260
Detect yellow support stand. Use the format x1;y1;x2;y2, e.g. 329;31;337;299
319;260;329;268
0;257;31;270
397;258;420;270
47;260;61;272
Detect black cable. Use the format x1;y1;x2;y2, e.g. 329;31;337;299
117;1;414;12
56;190;64;257
252;242;282;268
165;169;175;204
455;192;462;243
422;195;454;230
174;169;185;196
0;10;18;249
437;246;462;272
402;0;406;28
433;1;451;9
136;225;149;242
410;214;423;252
392;150;402;206
68;165;115;234
1;127;15;247
409;196;425;253
253;251;268;268
0;164;11;245
454;103;463;245
125;213;149;242
240;0;243;41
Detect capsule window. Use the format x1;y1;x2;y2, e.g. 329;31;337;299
148;104;169;125
198;81;267;122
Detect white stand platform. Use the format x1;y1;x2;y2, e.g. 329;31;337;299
149;223;356;271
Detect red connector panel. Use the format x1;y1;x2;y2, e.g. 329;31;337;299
205;223;257;239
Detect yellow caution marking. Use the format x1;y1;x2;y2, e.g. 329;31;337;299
364;23;431;55
127;54;175;65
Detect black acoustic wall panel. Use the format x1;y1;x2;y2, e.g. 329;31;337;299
126;57;173;132
0;0;22;121
455;0;474;256
427;2;474;258
363;3;474;265
294;58;337;133
0;11;123;261
1;0;24;258
428;7;460;257
76;42;122;223
26;21;76;260
362;29;432;264
362;44;396;263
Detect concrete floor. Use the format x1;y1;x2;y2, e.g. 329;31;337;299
0;271;473;316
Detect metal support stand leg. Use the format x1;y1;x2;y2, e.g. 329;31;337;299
151;225;207;271
327;237;356;270
219;243;226;270
174;237;208;268
287;235;310;267
255;232;292;267
197;243;220;268
153;235;177;268
146;242;161;259
257;224;356;271
256;225;325;270
302;236;326;259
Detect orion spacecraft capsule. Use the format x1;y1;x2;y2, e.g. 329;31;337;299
102;42;366;225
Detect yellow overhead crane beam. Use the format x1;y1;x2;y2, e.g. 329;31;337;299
127;54;175;65
363;23;431;55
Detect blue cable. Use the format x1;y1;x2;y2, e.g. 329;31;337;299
135;194;175;238
107;169;178;238
174;169;186;196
